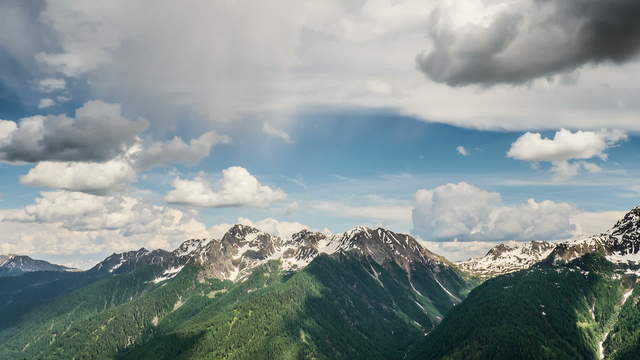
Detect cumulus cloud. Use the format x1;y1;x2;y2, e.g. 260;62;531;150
0;100;148;163
20;159;136;192
418;0;640;86
0;191;208;262
507;128;626;161
507;128;626;179
165;166;287;208
131;131;230;170
412;182;576;242
456;145;468;156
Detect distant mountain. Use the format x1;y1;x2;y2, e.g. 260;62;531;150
409;207;640;360
0;225;476;360
7;209;640;360
458;241;556;277
460;207;640;278
0;255;75;277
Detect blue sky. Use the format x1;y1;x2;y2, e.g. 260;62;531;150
1;0;640;268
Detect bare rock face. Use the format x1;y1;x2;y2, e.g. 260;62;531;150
187;225;452;282
89;248;178;275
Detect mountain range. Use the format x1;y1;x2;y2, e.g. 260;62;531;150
2;208;640;359
0;255;76;277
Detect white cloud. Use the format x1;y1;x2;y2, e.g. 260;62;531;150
0;191;208;262
263;123;293;144
165;166;287;208
456;145;468;156
38;78;66;93
507;128;626;180
507;129;627;162
571;210;628;236
412;182;576;242
37;98;55;109
20;159;136;192
420;240;502;262
132;131;230;170
550;160;603;181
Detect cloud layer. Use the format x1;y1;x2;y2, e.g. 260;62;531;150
0;191;208;264
418;0;640;86
412;182;576;242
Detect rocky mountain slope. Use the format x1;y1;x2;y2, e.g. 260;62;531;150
457;241;556;277
0;255;75;277
411;253;637;360
0;225;476;360
459;207;640;278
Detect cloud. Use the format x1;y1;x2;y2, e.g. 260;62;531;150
20;159;136;192
30;1;314;129
37;98;55;109
507;128;626;179
456;145;468;156
165;166;287;208
550;160;602;181
412;182;576;242
284;201;299;215
420;240;503;262
131;131;230;170
0;191;208;261
417;0;640;86
310;201;412;223
0;100;148;163
507;128;626;162
38;78;66;93
263;123;294;144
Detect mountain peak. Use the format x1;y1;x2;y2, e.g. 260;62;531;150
0;254;74;277
610;207;640;236
458;240;556;277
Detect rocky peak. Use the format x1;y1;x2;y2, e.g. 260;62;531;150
486;244;515;258
608;207;640;256
610;207;640;236
173;238;209;258
334;227;438;272
458;241;557;278
0;255;74;277
90;248;175;274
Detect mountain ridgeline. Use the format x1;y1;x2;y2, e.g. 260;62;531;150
3;208;640;359
0;226;475;360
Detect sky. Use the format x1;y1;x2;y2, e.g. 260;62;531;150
1;0;640;268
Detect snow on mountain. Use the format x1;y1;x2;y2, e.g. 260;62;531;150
0;255;76;277
460;207;640;277
457;241;556;277
89;248;179;274
189;224;452;282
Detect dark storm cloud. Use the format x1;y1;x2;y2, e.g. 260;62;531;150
417;0;640;86
0;101;148;163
